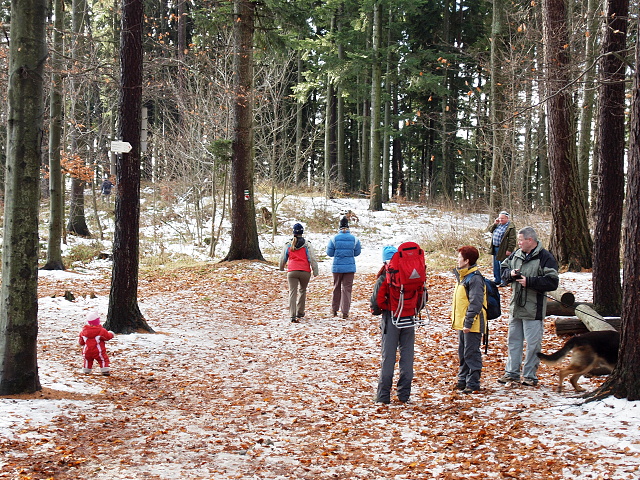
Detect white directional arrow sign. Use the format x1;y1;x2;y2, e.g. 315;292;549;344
110;141;133;153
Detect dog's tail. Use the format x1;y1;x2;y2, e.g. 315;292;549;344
537;337;578;365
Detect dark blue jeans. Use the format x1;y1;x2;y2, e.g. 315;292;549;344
492;245;501;283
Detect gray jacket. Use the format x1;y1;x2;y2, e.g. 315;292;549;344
500;242;559;320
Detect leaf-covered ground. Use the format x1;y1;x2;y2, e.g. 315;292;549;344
1;261;639;479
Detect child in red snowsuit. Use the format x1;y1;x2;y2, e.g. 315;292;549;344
79;312;115;375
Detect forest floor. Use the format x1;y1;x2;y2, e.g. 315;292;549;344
1;260;638;479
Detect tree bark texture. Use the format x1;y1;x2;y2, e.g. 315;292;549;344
67;0;91;238
43;0;66;271
67;178;91;236
593;25;640;401
592;0;628;316
542;0;593;271
368;1;383;212
106;0;154;333
576;0;598;204
224;0;263;261
0;0;47;395
489;0;507;212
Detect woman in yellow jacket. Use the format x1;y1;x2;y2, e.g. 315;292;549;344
451;246;487;393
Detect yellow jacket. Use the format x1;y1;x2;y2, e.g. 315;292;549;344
451;266;487;333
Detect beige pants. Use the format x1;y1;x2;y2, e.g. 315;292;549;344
287;270;311;319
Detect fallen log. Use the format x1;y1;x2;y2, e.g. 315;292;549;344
546;299;576;317
547;288;576;307
546;299;595;317
575;304;617;332
554;316;621;336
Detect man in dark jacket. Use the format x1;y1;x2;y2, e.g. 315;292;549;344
498;226;559;386
488;211;516;284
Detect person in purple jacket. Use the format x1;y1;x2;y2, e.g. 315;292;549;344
326;216;361;319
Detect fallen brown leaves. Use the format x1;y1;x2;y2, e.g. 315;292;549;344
0;262;633;479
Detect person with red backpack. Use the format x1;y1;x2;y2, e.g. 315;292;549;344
279;223;319;323
371;243;427;404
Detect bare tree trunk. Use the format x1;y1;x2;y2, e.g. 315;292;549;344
67;0;91;238
592;0;628;316
106;0;154;334
369;1;383;211
542;0;593;271
295;49;304;185
489;0;507;212
324;81;334;198
43;0;66;271
224;0;263;261
0;0;46;395
382;6;393;203
336;11;346;191
577;0;598;208
592;24;640;401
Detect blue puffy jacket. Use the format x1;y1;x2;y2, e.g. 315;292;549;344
326;230;361;273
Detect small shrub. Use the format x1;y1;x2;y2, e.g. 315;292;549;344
65;241;106;264
419;227;490;272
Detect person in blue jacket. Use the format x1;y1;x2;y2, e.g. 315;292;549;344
326;216;361;319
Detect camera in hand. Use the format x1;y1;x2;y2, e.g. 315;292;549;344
513;269;522;280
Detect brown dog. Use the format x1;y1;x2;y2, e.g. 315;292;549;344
537;330;619;392
340;209;359;224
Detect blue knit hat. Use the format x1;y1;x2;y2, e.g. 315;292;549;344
292;223;304;235
382;245;398;263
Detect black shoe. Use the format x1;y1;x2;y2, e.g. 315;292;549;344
462;387;480;394
291;317;299;323
455;382;466;391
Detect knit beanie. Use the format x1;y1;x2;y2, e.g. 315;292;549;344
86;311;101;326
382;245;398;263
339;216;349;229
292;223;304;235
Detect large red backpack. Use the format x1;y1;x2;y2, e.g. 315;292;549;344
385;242;428;327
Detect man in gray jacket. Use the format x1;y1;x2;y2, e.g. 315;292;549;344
498;226;559;386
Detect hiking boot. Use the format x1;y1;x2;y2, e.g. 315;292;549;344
497;374;519;384
521;378;538;387
342;313;349;319
291;317;299;323
331;310;338;317
462;387;480;394
455;381;466;391
374;397;390;405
